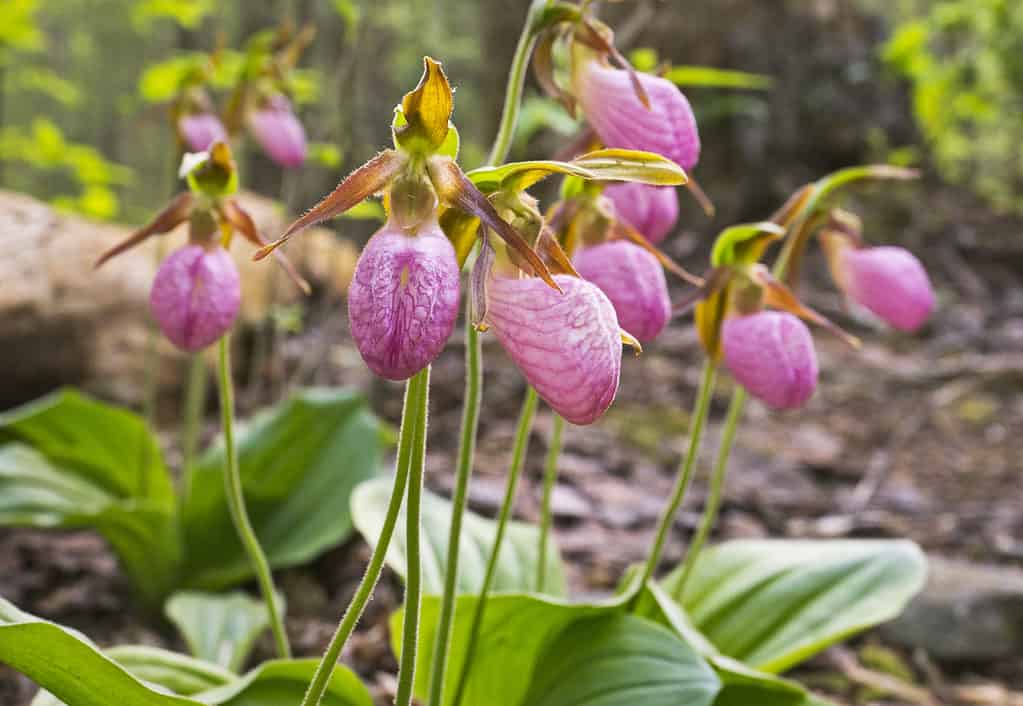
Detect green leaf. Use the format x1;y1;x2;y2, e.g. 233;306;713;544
665;66;773;91
103;646;235;696
0;596;200;706
165;592;271;672
523;614;721;706
190;659;373;706
0;390;181;604
663;540;928;674
352;476;566;596
468;148;687;194
133;0;215;31
181;388;381;590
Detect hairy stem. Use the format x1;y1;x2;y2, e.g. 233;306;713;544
451;387;538;706
299;369;427;706
217;335;290;658
537;413;564;592
426;317;483;706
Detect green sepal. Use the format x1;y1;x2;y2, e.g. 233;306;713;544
710;222;786;267
392;57;455;157
183;142;238;199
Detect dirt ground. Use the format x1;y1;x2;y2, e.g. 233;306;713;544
1;182;1020;705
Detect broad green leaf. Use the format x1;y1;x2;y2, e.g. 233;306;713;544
0;596;199;706
663;540;927;674
524;614;720;706
190;659;373;706
104;647;234;696
165;592;270;671
181;388;381;590
468;148;686;194
352;476;565;596
665;66;773;90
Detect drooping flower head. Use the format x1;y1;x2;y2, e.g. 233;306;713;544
249;94;307;169
94;142;308;352
178;112;228;153
603;182;679;245
722;311;818;410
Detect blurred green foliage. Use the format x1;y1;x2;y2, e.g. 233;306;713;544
878;0;1023;212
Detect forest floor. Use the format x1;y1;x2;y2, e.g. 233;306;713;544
1;188;1021;706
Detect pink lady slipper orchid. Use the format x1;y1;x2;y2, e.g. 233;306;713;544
573;240;671;342
348;217;461;380
483;272;622;425
178;112;228;153
603;182;679;245
722;311;818;410
249;94;307;169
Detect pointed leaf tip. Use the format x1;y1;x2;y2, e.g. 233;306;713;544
397;57;453;153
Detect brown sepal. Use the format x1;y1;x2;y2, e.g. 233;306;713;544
94;192;194;268
221;199;311;294
750;265;860;349
612;222;704;286
533;30;577;116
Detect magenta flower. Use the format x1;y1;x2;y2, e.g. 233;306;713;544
722;311;818;410
178;113;228;153
603;183;679;245
574;240;671;342
575;60;701;171
484;274;621;425
836;246;934;332
150;244;241;352
348;219;461;380
249;95;307;169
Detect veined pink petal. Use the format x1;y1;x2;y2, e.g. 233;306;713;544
249;95;307;169
603;183;679;245
348;220;461;380
485;274;621;425
178;113;227;153
150;245;241;352
722;311;818;410
839;246;934;332
575;61;701;171
574;240;670;342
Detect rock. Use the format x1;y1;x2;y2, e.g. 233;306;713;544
881;555;1023;662
549;483;592;522
0;190;357;406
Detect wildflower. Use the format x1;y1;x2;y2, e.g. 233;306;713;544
603;182;678;245
249;95;307;169
573;240;670;342
178;112;228;153
722;311;818;409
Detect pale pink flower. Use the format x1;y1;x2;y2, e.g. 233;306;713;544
722;311;818;409
603;183;679;245
837;246;934;332
249;95;307;169
178;113;228;153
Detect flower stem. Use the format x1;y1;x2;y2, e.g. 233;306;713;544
299;369;427;706
216;335;290;659
537;413;564;593
395;365;432;706
634;362;717;594
671;387;745;600
426;318;483;706
180;353;208;498
451;387;538;706
487;0;546;165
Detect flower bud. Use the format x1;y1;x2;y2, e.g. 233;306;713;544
574;240;670;342
485;274;621;425
348;219;460;380
150;245;241;352
575;60;700;171
836;246;934;332
722;311;818;409
178;113;228;153
249;95;307;169
603;183;679;245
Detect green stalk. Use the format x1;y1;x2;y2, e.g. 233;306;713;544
395;365;431;706
671;388;745;599
299;370;427;706
486;0;547;165
451;387;538;706
180;353;208;498
537;413;564;592
426;316;483;706
216;335;290;658
634;362;717;594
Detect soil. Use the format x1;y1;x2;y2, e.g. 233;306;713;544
1;180;1021;706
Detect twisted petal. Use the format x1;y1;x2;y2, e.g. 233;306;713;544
150;245;241;352
839;246;934;332
249;96;307;169
576;60;701;171
604;182;679;245
348;220;461;380
722;311;818;410
574;240;670;342
485;274;621;425
178;113;228;153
